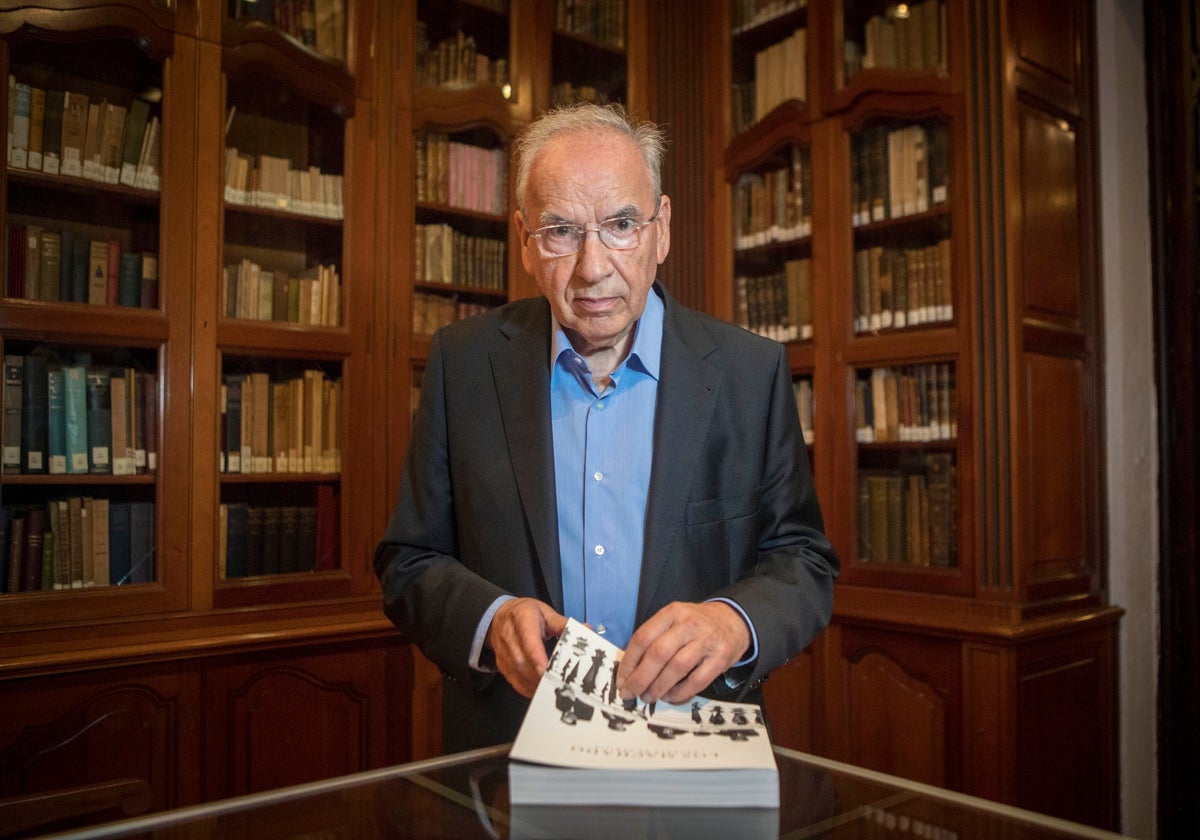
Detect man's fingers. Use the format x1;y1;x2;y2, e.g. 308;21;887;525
616;601;750;703
487;598;567;698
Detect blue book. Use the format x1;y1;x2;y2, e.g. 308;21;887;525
224;503;249;579
107;501;132;585
63;364;88;473
117;252;141;307
47;366;67;474
86;367;112;474
128;501;154;584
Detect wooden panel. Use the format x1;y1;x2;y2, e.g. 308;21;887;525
204;641;405;800
837;626;961;788
0;663;202;823
1016;626;1117;829
1018;104;1081;326
1010;0;1079;91
961;644;1014;802
1022;352;1087;591
762;648;817;753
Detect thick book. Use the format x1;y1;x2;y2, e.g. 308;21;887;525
63;364;89;473
2;354;23;474
508;619;779;809
107;500;132;585
46;366;67;474
20;353;49;474
0;505;9;593
128;501;154;584
40;88;64;175
85;367;112;474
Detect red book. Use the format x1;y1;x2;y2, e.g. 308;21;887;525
105;238;121;306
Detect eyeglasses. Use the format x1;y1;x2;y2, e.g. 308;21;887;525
525;203;661;258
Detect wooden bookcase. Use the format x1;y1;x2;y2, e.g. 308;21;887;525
706;0;1119;829
0;0;1120;833
0;2;410;831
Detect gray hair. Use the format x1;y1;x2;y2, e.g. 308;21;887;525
513;101;667;211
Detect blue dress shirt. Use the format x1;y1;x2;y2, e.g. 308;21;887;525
469;290;758;673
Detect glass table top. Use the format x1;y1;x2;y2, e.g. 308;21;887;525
47;745;1131;839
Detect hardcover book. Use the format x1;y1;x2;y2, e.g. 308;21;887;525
508;619;779;809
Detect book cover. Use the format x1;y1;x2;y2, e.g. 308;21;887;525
63;364;89;473
128;501;154;584
119;98;150;187
47;366;67;474
89;496;110;586
224;502;249;579
87;238;110;305
26;85;45;171
2;354;23;473
59;90;89;178
117;251;142;307
40;88;64;174
107;500;132;585
21;505;47;591
0;505;9;593
6;510;24;592
68;496;85;588
140;252;158;309
10;80;31;169
20;352;49;474
85;367;112;474
508;619;779;809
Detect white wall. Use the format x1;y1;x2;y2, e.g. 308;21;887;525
1095;0;1158;837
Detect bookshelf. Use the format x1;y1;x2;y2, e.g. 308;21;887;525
709;0;1118;829
0;1;411;825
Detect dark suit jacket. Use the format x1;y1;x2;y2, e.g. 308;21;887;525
374;283;838;752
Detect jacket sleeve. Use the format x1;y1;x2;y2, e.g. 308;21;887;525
373;328;507;690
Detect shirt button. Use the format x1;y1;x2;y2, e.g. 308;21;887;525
593;471;603;481
595;401;604;410
596;624;607;635
594;545;605;556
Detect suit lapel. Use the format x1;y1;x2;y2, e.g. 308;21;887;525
638;288;722;620
490;300;564;612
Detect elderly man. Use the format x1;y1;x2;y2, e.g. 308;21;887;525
375;102;838;752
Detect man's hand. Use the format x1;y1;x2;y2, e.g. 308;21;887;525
485;597;569;698
616;601;751;705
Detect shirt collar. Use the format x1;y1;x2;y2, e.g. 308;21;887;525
550;286;663;381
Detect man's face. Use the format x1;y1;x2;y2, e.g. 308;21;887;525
516;129;671;356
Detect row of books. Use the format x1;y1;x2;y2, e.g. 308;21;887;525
853;239;953;333
733;145;813;249
5;224;157;308
549;81;614;108
793;376;814;446
856;453;956;567
731;0;806;35
229;0;347;64
0;499;155;594
734;257;813;343
845;0;946;81
221;259;341;326
3;354;157;477
753;27;807;122
414;132;508;216
412;291;494;337
855;363;955;444
554;0;627;49
220;369;341;475
6;76;161;191
416;26;510;91
223;146;345;219
218;493;338;579
851;121;950;227
414;224;507;292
